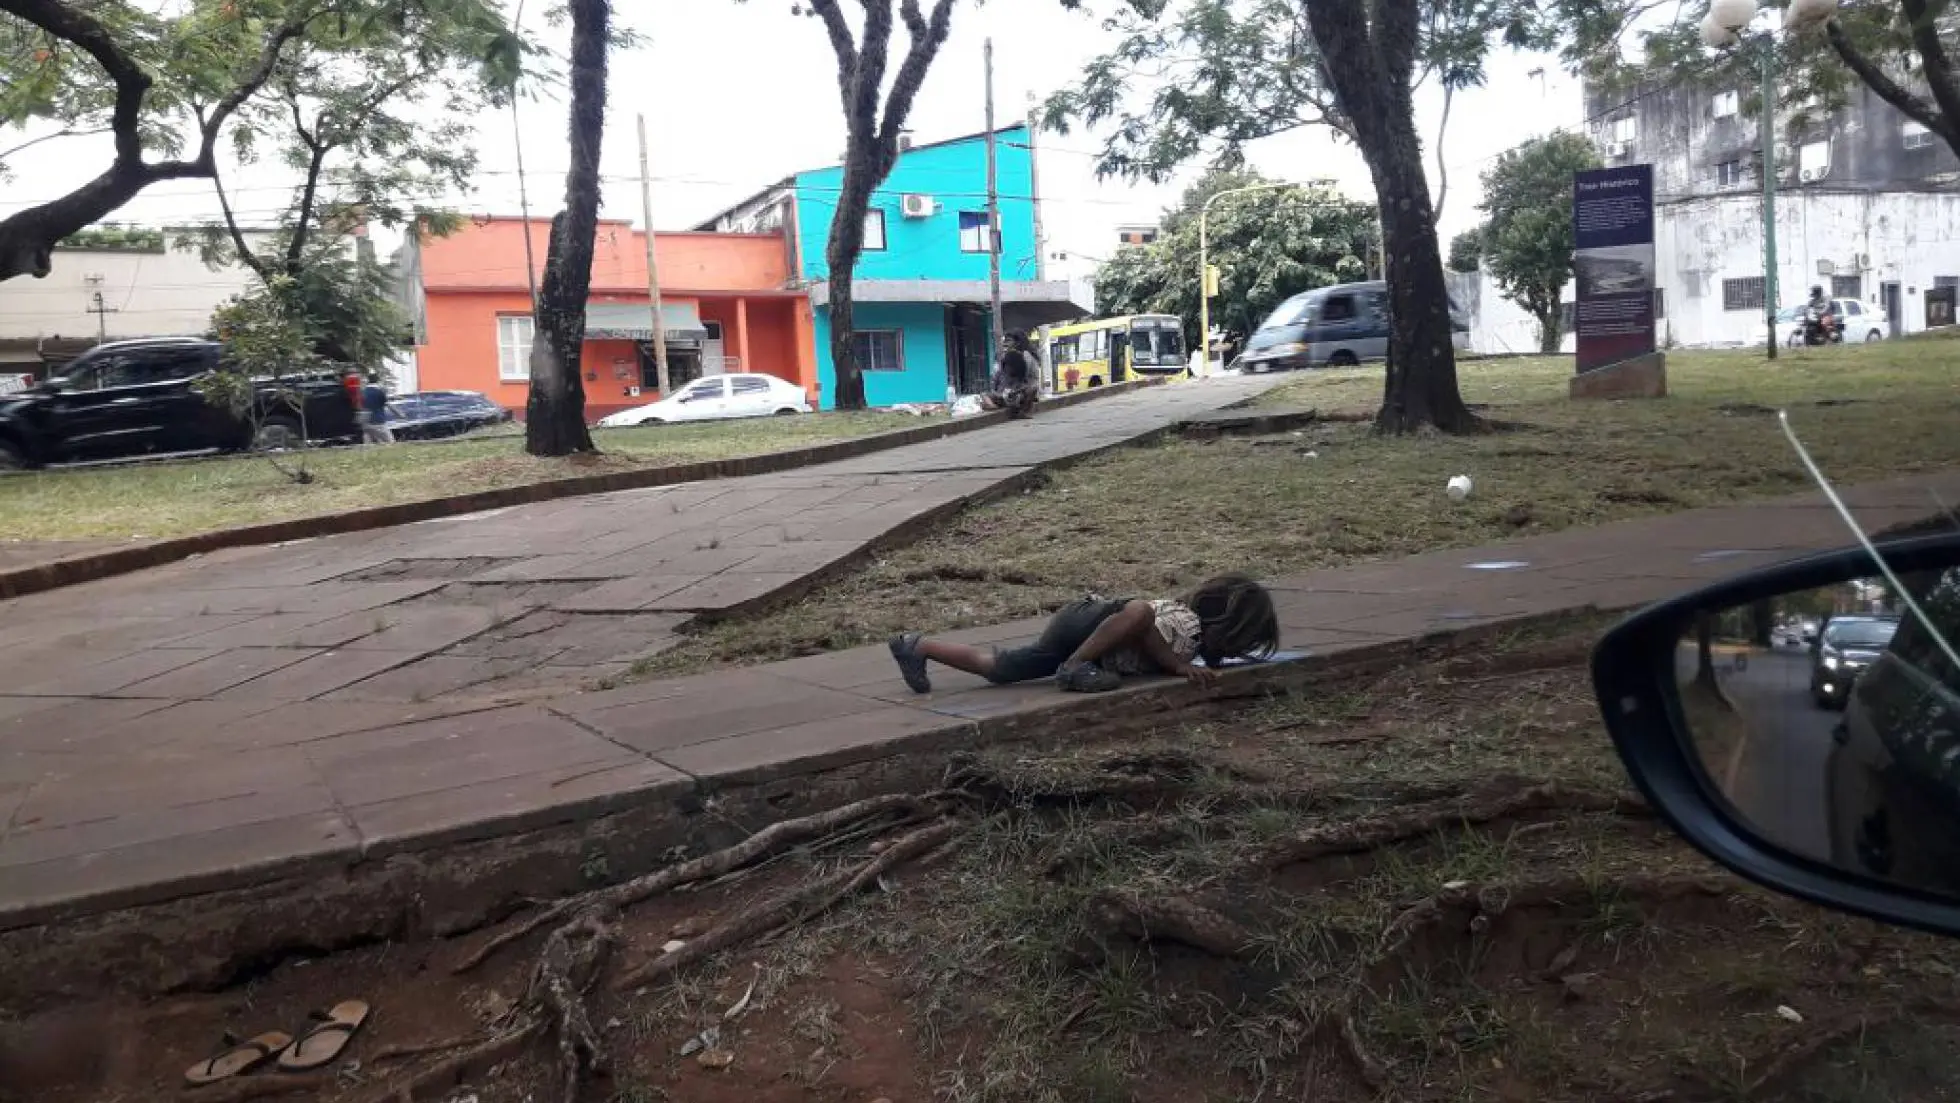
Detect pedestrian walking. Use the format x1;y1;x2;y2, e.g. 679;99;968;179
358;379;394;444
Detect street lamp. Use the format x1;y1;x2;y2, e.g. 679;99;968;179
1701;0;1837;359
1198;181;1322;374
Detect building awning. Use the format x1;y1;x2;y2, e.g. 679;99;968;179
808;278;1096;328
584;302;709;346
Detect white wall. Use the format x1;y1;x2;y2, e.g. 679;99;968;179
0;233;272;345
1659;190;1960;347
1447;269;1576;356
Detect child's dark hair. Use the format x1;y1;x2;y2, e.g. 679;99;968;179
1185;573;1279;667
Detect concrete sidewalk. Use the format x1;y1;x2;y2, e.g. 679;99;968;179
4;463;1958;928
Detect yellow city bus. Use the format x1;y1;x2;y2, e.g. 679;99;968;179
1044;314;1187;394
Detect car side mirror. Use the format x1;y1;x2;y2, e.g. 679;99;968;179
1592;532;1960;938
33;377;67;394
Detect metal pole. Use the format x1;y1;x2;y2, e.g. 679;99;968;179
637;113;673;395
509;0;540;312
984;40;1003;359
1760;36;1780;360
1199;181;1306;372
1026;92;1046;282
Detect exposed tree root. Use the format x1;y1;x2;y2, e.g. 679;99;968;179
1375;872;1735;962
365;1022;544;1103
1082;888;1257;959
183;1070;338;1102
454;791;935;972
1336;1006;1392;1094
1265;782;1649;871
528;907;615;1103
615;818;958;991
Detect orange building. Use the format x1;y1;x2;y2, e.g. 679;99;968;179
397;216;815;420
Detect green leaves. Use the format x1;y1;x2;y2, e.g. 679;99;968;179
1093;169;1379;346
1471;131;1599;350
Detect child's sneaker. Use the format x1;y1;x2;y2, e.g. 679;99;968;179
889;633;931;694
1055;662;1122;693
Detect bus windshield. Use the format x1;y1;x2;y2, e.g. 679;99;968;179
1129;323;1185;367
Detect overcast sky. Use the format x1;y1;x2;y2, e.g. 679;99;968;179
2;1;1584;285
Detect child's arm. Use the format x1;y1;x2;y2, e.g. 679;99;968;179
1138;612;1218;688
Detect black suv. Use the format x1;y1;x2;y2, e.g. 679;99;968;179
0;338;362;469
1809;614;1902;709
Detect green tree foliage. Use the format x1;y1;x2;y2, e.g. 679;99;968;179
1561;0;1960;163
1447;228;1483;272
210;247;408;375
1472;131;1599;353
1093;171;1377;350
0;0;523;283
1046;0;1552;433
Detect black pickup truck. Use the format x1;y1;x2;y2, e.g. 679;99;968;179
0;337;362;469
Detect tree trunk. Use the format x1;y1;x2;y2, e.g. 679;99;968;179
825;137;877;411
1537;310;1562;354
524;0;607;458
1749;599;1774;648
1365;137;1477;434
1695;613;1719;690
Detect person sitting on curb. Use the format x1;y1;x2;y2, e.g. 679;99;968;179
981;331;1040;419
888;574;1279;694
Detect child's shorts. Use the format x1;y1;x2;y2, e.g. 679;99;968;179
986;598;1131;684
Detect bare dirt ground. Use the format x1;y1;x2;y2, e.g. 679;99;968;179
10;617;1960;1103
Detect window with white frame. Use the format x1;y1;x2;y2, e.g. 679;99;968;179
1712;90;1740;119
497;315;534;381
1904;120;1936;149
1612;115;1637;142
862;209;887;251
1717;159;1746;186
851;329;903;372
958;211;991;253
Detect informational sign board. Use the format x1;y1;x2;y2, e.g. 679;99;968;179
0;374;30;395
1572;164;1657;373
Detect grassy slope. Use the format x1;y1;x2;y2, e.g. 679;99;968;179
637;342;1960;680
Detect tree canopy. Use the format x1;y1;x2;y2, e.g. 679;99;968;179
1094;170;1376;349
0;0;523;282
1473;131;1598;353
1560;0;1960;162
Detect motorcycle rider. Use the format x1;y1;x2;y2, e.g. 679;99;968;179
1805;285;1840;344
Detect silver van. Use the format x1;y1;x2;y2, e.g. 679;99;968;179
1238;280;1469;372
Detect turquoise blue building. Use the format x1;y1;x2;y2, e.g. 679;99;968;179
698;125;1094;408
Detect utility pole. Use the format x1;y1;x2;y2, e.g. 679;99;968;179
510;0;539;312
1758;37;1780;361
984;38;1004;361
637;113;673;395
1026;91;1046;282
85;287;116;344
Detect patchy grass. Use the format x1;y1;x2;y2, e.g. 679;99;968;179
0;412;922;543
636;342;1960;680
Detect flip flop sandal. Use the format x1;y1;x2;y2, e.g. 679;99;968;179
276;1000;371;1072
184;1030;294;1085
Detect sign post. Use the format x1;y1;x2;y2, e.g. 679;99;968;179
1570;164;1666;399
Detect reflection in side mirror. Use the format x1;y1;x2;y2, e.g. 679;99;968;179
1593;533;1960;939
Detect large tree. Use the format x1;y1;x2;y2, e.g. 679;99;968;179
1094;169;1377;348
1046;0;1547;433
523;0;610;457
1473;131;1599;353
0;0;511;283
1564;0;1960;163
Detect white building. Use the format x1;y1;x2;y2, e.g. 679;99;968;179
0;228;274;372
1446;268;1577;356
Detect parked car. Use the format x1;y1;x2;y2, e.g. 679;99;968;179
386;391;514;441
594;373;814;428
1808;613;1901;709
1777;299;1890;346
0;337;361;469
1237;280;1470;372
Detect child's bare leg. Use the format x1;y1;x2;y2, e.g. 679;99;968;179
1063;601;1152;668
919;639;996;678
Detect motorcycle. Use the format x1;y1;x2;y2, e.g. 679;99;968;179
1802;303;1842;346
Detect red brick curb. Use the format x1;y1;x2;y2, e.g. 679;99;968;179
0;379;1156;602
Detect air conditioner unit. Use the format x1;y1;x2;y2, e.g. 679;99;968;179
1800;167;1817;181
1813;163;1831;180
900;194;935;218
1606;140;1631;158
1856;252;1871;268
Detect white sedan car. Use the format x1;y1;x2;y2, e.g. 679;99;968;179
594;373;814;427
1777;298;1892;346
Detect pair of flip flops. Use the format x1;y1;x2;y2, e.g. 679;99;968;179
184;1000;370;1086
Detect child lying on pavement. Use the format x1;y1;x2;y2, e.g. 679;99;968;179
888;574;1279;694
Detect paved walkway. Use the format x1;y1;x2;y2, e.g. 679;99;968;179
5;462;1960;925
